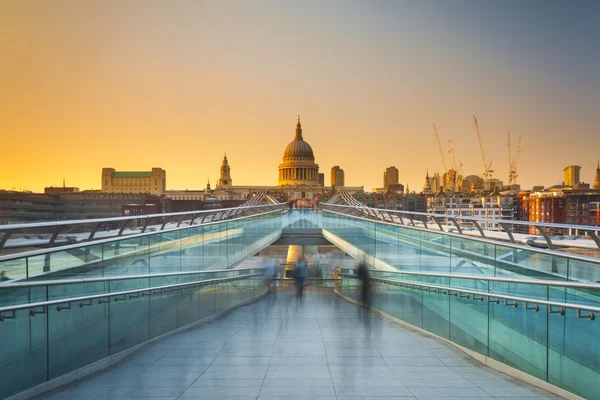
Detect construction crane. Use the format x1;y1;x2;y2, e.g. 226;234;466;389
433;124;448;172
473;115;494;179
448;140;464;192
508;133;522;186
448;140;458;171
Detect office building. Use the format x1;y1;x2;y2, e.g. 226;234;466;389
564;165;582;187
331;166;345;188
384;166;399;190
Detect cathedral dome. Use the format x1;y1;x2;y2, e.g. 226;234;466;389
284;140;314;159
282;117;314;160
278;116;320;188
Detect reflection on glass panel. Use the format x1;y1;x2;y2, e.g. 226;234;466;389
48;301;109;379
103;236;150;277
149;231;181;275
110;295;150;354
450;236;495;276
0;309;47;399
495;244;568;281
0;257;27;282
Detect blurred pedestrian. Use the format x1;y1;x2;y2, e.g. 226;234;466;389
293;255;308;298
357;263;372;331
263;258;277;292
357;263;371;307
0;270;9;282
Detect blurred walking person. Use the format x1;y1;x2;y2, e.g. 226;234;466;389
263;258;277;293
293;255;308;298
357;263;372;332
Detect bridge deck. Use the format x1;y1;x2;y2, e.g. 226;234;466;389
37;286;560;400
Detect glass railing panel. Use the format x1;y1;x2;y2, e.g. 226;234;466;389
0;309;47;400
419;230;450;274
567;258;600;283
385;278;403;320
198;283;216;320
228;220;242;257
0;256;27;282
371;279;388;315
448;292;488;355
495;244;568;280
214;281;230;314
488;279;547;302
374;223;399;269
401;286;423;329
148;231;181;274
177;286;199;328
180;226;203;272
26;244;104;280
449;236;495;276
396;228;421;272
422;275;450;340
0;286;32;307
448;276;488;293
202;224;227;269
102;236;150;277
48;280;108;303
109;276;150;294
109;294;150;355
150;291;179;340
339;276;360;302
548;307;600;400
48;299;109;380
488;297;548;381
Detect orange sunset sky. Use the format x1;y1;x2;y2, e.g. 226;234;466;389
1;1;599;192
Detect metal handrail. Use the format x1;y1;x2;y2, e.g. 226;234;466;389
0;267;264;290
322;203;600;250
351;268;600;290
0;203;281;231
320;208;600;266
0;203;287;252
0;272;262;319
340;273;598;319
0;208;284;263
322;203;600;233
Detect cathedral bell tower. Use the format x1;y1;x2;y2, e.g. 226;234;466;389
217;153;232;189
594;159;600;190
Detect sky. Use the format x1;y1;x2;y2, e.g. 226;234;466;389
1;0;599;192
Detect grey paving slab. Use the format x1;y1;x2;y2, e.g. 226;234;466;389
36;386;113;400
327;356;388;366
211;355;272;366
179;385;262;397
190;377;264;387
117;377;196;388
401;378;477;388
258;385;337;397
482;386;559;397
336;397;416;400
34;287;566;400
408;386;493;397
335;386;414;397
101;387;186;398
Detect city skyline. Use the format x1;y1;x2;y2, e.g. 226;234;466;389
2;1;599;192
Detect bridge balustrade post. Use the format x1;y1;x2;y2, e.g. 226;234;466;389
587;231;600;250
449;218;462;234
88;222;104;241
118;219;132;236
472;220;486;239
498;222;516;244
0;231;13;251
